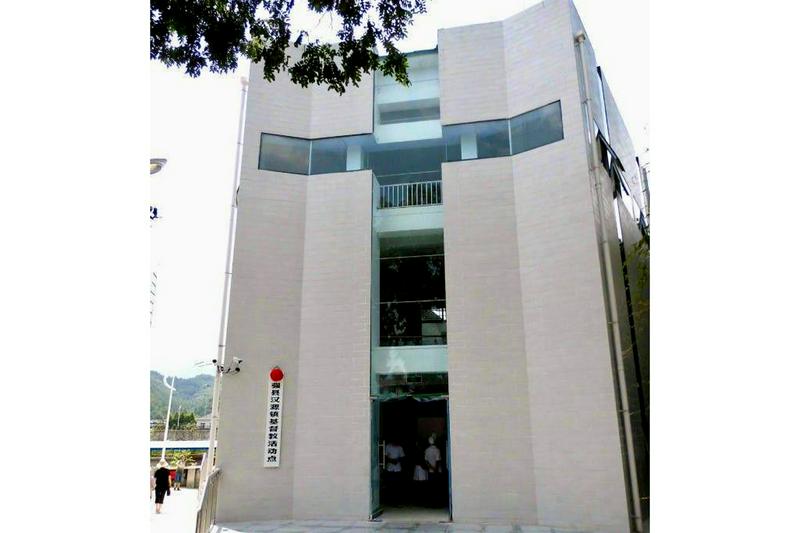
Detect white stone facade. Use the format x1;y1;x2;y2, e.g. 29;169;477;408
215;1;648;531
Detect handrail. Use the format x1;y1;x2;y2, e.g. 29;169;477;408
196;453;209;500
379;335;447;346
195;467;221;533
379;180;442;209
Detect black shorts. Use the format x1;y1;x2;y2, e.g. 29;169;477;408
154;488;167;504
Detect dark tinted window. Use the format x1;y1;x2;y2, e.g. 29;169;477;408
510;101;564;154
380;255;445;302
365;137;444;185
258;134;310;175
309;135;372;174
379;232;446;347
443;120;510;162
259;101;562;174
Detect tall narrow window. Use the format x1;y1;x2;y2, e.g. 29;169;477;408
379;232;446;347
596;66;610;135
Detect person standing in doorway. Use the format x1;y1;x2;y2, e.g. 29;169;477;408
384;439;405;505
424;435;442;507
153;459;171;514
425;435;441;474
412;445;429;506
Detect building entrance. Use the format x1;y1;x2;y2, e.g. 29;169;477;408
371;397;451;520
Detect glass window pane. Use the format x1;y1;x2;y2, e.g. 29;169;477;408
380;301;447;346
442;119;510;162
373;51;441;143
380;255;445;302
310;134;372;174
510;101;564;154
380;233;444;258
476;120;511;158
258;134;310;175
619;178;637;221
365;137;444;185
378;231;446;347
596;68;609;133
442;126;463;162
310;137;347;174
378;98;440;124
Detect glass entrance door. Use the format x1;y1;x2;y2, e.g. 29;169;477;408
370;398;383;519
446;397;453;520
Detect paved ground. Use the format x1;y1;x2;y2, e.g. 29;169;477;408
213;520;591;533
146;490;602;533
150;488;198;533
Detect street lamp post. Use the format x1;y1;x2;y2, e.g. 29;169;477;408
161;374;176;460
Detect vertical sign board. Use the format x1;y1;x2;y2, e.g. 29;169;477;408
264;367;284;467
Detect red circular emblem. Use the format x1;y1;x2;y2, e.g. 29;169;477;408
270;367;284;382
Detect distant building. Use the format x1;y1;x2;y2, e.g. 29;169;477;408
196;414;212;430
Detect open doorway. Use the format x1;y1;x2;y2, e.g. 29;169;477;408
373;397;450;521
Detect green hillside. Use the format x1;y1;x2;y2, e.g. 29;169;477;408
150;371;214;421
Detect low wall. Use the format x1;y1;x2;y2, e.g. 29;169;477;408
150;429;211;441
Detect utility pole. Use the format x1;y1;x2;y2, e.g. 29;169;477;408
150;159;166;327
206;75;249;479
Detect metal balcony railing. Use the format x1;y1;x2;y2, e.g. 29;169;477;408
379;180;442;209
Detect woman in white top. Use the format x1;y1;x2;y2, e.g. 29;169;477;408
385;441;405;473
384;440;405;505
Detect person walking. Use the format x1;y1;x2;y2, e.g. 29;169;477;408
153;459;172;514
175;461;184;491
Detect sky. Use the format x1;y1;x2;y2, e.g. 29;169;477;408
150;0;649;378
